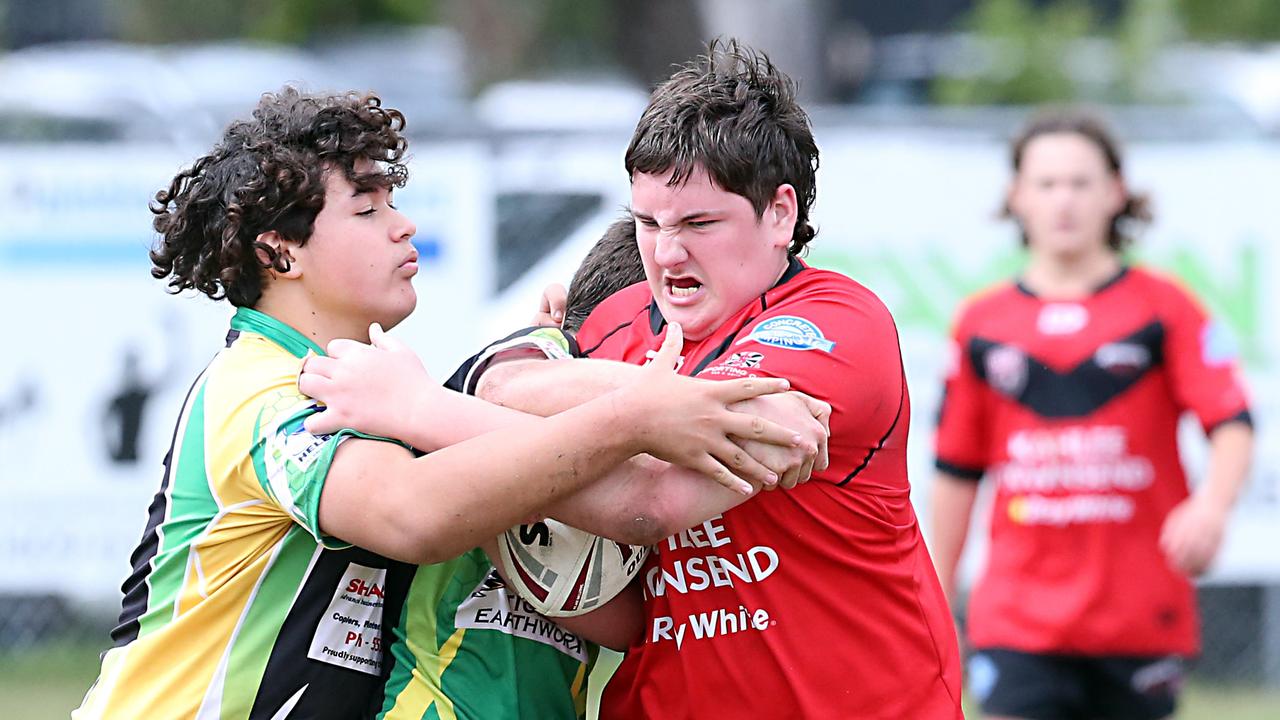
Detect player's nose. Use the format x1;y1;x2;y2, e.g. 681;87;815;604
652;229;688;267
391;208;416;243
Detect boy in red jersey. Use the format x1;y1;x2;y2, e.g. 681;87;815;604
477;39;965;719
931;109;1254;720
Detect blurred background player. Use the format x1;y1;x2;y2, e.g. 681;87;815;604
931;108;1254;720
76;88;809;720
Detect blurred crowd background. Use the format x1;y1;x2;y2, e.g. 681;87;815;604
0;1;1277;717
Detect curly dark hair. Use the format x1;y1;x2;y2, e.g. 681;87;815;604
624;37;820;255
149;88;409;307
1005;107;1152;252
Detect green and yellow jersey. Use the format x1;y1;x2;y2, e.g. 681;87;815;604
76;307;414;719
378;549;594;720
381;326;595;720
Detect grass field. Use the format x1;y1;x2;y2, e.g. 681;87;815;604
9;644;1279;718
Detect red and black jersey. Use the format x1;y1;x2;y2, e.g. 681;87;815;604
585;258;963;720
935;266;1251;657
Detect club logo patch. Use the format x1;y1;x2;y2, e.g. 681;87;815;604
738;316;835;352
985;344;1028;398
725;352;765;368
1095;342;1151;374
1037;303;1089;335
1201;321;1238;366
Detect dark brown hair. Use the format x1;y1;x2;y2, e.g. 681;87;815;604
149;88;409;307
563;216;647;333
625;38;819;255
1006;107;1152;251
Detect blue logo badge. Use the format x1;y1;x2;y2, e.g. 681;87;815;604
739;316;835;352
1201;320;1238;366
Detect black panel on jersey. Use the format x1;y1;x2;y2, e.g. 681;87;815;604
1209;409;1254;434
111;372;205;648
443;353;478;394
968;321;1165;418
247;546;414;720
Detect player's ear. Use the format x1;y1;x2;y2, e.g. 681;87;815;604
1107;174;1128;216
767;183;798;249
1003;181;1020;220
255;230;302;279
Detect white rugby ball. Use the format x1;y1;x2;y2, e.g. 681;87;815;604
496;519;649;617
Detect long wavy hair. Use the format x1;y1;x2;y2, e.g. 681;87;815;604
1005;108;1152;251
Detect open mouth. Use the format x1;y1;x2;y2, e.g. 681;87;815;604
666;276;702;298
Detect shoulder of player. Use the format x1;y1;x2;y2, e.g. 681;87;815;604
781;267;893;317
575;281;652;348
1121;265;1206;319
602;279;652;308
1123;265;1196;300
761;268;901;347
208;334;306;406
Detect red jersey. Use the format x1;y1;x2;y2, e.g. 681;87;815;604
583;258;963;720
935;266;1251;657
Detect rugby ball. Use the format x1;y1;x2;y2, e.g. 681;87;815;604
496;519;649;617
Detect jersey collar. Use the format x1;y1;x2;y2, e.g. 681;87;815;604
647;255;807;334
230;307;325;359
1015;265;1130;300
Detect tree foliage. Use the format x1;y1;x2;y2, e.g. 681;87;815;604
933;0;1095;105
932;0;1196;105
1176;0;1280;42
118;0;439;45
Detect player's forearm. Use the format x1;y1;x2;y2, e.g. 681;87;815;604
404;389;537;451
546;456;757;547
929;472;980;608
1197;421;1254;513
476;357;641;415
324;394;649;564
544;392;819;544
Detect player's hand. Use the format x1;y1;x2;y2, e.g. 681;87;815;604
1159;495;1229;577
531;283;567;327
730;391;830;490
299;323;439;439
622;323;801;496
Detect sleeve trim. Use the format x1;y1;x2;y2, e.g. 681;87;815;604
463;328;575;395
935;458;985;481
1208;409;1254;435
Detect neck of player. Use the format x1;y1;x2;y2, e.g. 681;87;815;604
254;292;374;349
1021;241;1121;300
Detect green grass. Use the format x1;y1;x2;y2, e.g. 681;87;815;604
7;644;1280;719
1;643;102;718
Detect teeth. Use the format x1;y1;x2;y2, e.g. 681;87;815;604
670;284;700;298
